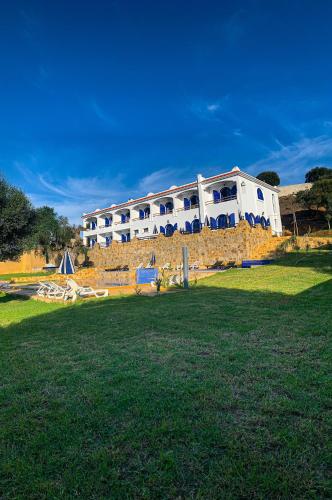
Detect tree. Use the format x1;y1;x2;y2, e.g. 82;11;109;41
296;177;332;213
0;177;34;261
27;207;75;263
256;171;280;186
305;166;332;183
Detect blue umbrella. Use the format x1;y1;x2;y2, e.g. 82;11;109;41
58;250;75;274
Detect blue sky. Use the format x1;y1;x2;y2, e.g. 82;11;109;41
1;0;332;223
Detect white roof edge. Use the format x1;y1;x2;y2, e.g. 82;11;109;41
82;169;279;218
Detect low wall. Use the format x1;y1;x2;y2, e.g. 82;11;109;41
0;251;46;275
89;221;273;269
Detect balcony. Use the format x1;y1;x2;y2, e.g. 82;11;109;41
176;204;199;212
153;209;173;217
205;195;237;205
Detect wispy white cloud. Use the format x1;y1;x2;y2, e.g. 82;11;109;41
247;135;332;183
190;96;230;121
222;10;246;46
90;99;116;126
137;168;186;193
15;162;192;224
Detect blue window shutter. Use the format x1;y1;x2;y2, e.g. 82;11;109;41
217;214;227;228
210;217;217;229
127;233;131;242
160;204;165;215
174;223;178;231
266;218;271;226
257;188;264;200
184;198;190;210
245;212;250;223
213;190;220;203
185;221;192;233
121;234;126;242
139;209;144;219
160;225;165;234
255;215;261;224
261;217;266;227
121;214;125;223
229;213;235;227
192;219;200;232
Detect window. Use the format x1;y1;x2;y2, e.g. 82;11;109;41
144;228;148;233
165;201;173;214
134;229;139;235
272;194;276;213
257;188;264;201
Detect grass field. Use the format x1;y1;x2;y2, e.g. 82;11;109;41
0;271;53;281
0;250;331;498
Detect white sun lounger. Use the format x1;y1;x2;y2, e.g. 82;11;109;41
38;281;72;300
66;279;108;298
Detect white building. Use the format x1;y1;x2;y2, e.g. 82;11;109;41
82;167;282;247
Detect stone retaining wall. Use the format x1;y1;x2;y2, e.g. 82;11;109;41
88;221;273;269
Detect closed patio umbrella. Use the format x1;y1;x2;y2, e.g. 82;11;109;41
150;252;156;266
58;250;75;274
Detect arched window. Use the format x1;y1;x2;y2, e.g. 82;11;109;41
192;219;201;233
245;213;254;226
220;187;231;199
165;201;173;214
185;221;192;233
229;213;235;227
165;223;174;237
210;217;217;229
216;214;227;229
190;194;199;207
257;188;264;201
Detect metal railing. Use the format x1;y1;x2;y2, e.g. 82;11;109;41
176;204;199;212
153;210;174;217
205;195;237;205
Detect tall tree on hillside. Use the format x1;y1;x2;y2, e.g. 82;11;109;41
296;178;332;229
0;177;34;261
27;207;75;263
256;171;280;186
305;166;332;183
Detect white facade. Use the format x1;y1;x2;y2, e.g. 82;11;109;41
82;167;282;247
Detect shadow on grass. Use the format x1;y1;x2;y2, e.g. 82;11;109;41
273;247;332;274
0;253;331;498
0;292;30;303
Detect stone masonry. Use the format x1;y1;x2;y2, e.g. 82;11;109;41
88;221;273;269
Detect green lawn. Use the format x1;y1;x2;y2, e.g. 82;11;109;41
0;250;331;498
0;271;53;281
